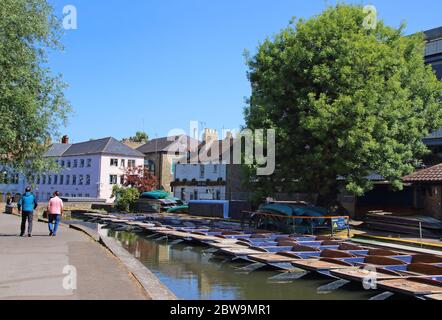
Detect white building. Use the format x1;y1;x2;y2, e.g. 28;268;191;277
0;169;25;202
173;163;227;201
172;136;246;201
31;136;145;203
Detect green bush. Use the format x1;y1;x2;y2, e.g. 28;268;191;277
112;186;140;212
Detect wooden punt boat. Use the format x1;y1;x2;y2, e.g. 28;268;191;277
218;247;264;257
330;263;442;283
291;254;408;275
425;293;442;300
208;242;247;250
377;276;442;297
248;244;322;264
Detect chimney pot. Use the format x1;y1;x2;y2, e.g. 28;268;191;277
62;135;69;144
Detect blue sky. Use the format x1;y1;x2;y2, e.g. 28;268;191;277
48;0;442;143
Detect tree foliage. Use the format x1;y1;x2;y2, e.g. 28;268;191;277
124;131;149;143
0;0;71;176
112;185;140;212
244;4;442;207
122;165;158;193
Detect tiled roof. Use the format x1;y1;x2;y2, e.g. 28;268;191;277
403;164;442;182
45;137;144;158
137;135;199;154
44;143;72;157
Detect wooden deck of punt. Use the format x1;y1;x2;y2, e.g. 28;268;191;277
330;263;442;283
187;234;226;242
247;253;300;264
291;258;355;272
329;267;403;282
207;239;241;247
292;254;409;272
209;242;247;249
425;293;442;300
219;247;264;256
143;227;173;232
377;277;442;296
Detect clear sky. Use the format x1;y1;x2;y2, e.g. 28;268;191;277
47;0;442;143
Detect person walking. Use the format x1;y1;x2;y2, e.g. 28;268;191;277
47;191;63;237
6;194;13;206
17;187;38;237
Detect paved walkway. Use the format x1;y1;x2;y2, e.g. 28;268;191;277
0;213;149;300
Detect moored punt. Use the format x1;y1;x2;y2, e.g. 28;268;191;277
377;276;442;298
218;247;265;257
425;293;442;300
291;254;409;276
330;263;442;283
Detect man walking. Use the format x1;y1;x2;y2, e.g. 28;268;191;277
17;187;38;237
47;191;63;237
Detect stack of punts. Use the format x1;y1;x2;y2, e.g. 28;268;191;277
81;212;442;299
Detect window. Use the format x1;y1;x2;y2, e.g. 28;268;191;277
54;175;58;185
213;164;218;173
120;175;125;185
145;160;155;172
60;160;65;167
128;160;136;168
48;175;52;185
66;175;70;185
42;175;46;185
80;159;85;168
37;175;41;184
199;166;205;179
67;161;71;168
87;159;92;167
110;159;118;166
73;159;78;168
65;193;69;197
193;190;198;200
79;175;84;185
85;194;90;198
171;159;176;175
78;193;83;198
109;175;118;185
86;175;91;185
121;159;125;168
60;175;64;185
72;175;77;185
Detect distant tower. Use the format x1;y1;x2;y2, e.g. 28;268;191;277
202;128;219;144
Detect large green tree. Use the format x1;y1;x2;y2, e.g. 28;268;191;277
244;4;442;209
0;0;71;176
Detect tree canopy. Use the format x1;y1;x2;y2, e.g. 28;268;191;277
244;4;442;207
124;131;149;143
0;0;71;175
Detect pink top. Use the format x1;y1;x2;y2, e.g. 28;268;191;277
48;196;64;215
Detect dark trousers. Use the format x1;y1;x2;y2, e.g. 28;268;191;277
21;211;33;235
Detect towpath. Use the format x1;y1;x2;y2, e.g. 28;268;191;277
0;213;149;300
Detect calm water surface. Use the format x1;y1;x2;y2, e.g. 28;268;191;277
104;229;379;300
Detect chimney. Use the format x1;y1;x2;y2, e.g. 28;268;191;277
61;135;69;144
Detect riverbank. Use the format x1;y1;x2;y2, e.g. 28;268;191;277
0;213;161;300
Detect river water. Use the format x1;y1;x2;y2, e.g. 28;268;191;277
104;229;384;300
